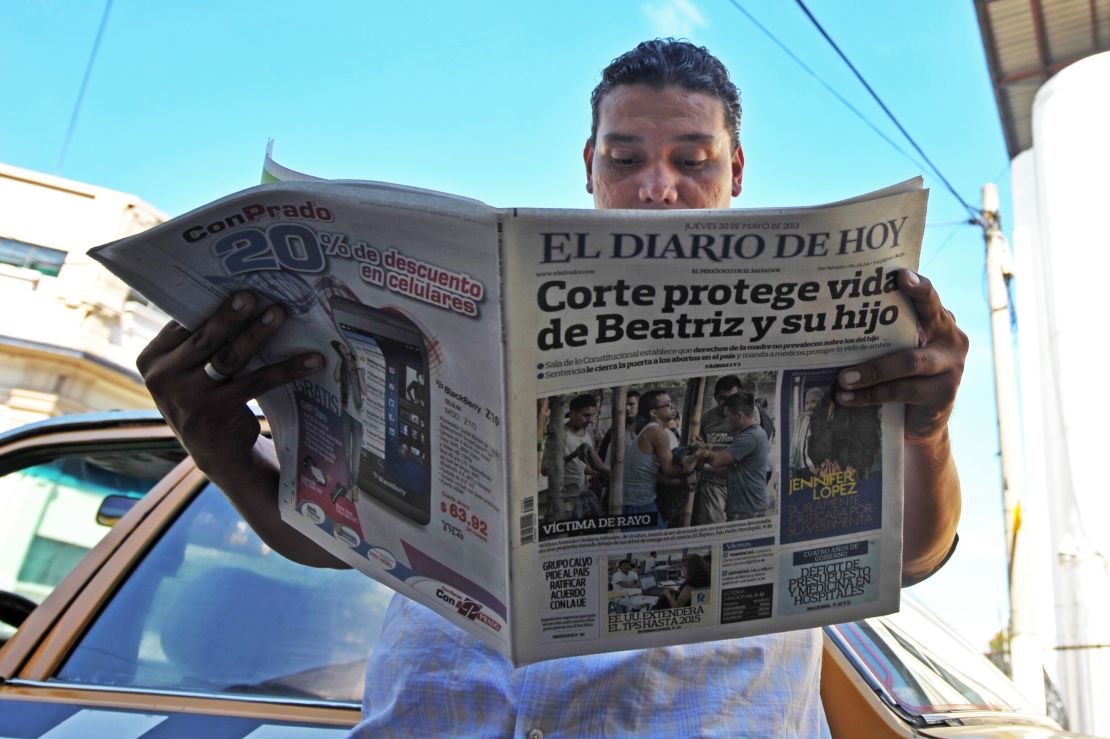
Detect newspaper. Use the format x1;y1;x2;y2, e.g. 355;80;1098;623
91;154;925;665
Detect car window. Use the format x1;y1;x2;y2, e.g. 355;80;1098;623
55;482;394;703
830;599;1035;717
0;449;183;642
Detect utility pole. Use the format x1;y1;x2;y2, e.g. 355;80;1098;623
981;182;1044;712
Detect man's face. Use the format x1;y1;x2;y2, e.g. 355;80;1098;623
651;394;676;424
723;406;749;431
567;405;598;431
626;395;639;419
804;393;820;416
584;84;744;210
715;385;740;409
619;562;631;574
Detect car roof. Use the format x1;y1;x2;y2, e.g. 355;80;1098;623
0;408;265;447
0;410;171;447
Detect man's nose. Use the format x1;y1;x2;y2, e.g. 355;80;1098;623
638;161;679;206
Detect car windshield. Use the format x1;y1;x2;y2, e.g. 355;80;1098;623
830;598;1036;716
55;482;394;703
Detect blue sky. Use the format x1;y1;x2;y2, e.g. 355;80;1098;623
1;1;1014;648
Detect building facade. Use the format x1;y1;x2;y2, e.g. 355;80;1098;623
0;162;168;430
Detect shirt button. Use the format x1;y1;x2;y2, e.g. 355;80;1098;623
527;730;544;739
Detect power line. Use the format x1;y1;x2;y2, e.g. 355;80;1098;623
57;0;114;175
793;0;980;220
927;219;978;228
921;222;965;272
723;0;927;174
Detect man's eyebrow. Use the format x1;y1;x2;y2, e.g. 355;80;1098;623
600;132;717;144
672;132;717;143
601;133;642;144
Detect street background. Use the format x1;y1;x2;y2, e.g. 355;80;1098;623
0;1;1012;650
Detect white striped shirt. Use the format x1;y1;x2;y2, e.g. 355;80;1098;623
354;595;830;738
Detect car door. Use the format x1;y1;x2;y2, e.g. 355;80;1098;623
0;412;187;647
0;413;394;737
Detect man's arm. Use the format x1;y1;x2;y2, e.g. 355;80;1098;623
587;446;610;478
644;426;684;477
697;446;736;472
834;270;966;585
137;291;347;569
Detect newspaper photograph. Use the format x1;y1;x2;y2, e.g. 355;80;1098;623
91;163;925;665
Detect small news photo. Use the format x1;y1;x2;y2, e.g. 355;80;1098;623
536;371;779;541
606;547;713;615
780;367;882;545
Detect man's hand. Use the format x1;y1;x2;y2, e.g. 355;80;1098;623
137;291;344;569
831;270;966;585
833;269;968;441
137;291;324;469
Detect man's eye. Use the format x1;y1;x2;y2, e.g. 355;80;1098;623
678;158;707;169
609;154;640;166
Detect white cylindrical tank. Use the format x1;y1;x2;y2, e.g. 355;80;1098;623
1018;50;1110;736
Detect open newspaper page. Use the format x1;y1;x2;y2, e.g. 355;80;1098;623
501;182;925;665
90;180;515;656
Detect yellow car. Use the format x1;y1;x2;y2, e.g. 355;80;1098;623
0;412;1089;737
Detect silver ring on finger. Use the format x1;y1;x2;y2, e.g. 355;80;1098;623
204;361;232;383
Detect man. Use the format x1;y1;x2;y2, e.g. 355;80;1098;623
541;393;609;520
611;559;641;591
756;396;775;443
791;386;826;475
138;39;965;736
696;392;769;520
692;374;744;525
597;389;639;462
621;388;693;528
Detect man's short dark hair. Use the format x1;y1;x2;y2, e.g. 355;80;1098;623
637;389;669;424
590;38;742;149
722;391;755;417
713;374;743;397
626;389;641;399
569;394;599;412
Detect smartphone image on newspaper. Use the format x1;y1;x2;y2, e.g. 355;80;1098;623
329;297;432;525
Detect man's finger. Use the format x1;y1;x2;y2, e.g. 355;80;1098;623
833;374;953;408
178;291;258;365
232;353;326;400
898;269;951;338
136;320;191;375
210;305;288;377
838;345;954;389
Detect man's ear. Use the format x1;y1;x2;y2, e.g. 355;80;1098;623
731;144;745;197
583;139;595;194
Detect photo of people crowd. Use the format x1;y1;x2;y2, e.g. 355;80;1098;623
537;372;779;539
